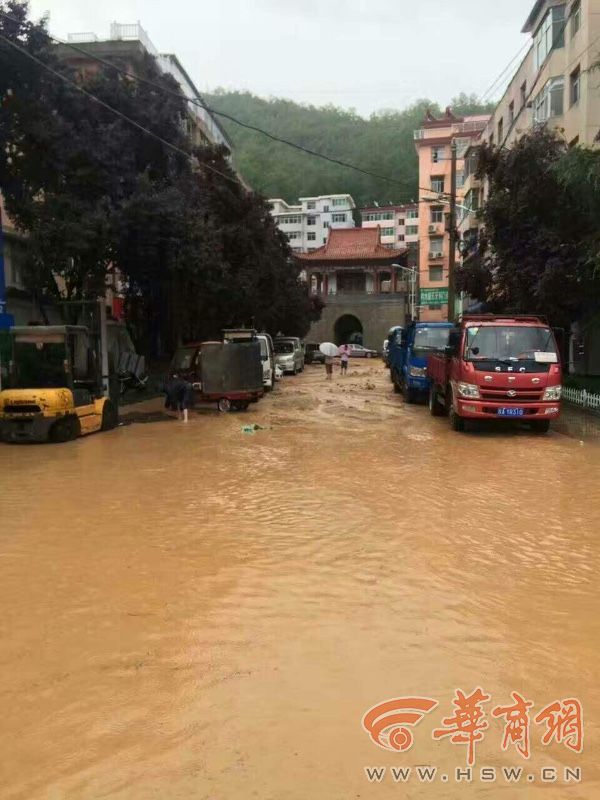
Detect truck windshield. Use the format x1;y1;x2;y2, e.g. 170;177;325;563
464;326;558;361
275;342;294;354
258;338;268;358
12;340;67;388
413;327;451;355
172;348;197;371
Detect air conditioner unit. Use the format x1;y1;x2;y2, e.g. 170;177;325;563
428;224;438;234
429;252;443;260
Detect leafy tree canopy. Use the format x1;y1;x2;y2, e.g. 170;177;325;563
456;129;600;329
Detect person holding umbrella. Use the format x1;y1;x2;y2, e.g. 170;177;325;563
319;342;339;381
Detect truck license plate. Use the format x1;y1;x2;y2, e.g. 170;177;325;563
497;407;524;417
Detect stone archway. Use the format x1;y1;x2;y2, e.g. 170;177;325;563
334;314;363;345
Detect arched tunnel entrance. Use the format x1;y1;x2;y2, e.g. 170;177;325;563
334;314;363;346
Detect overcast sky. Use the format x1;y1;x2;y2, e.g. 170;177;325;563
28;0;531;116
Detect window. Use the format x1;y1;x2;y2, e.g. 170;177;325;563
398;218;405;226
398;234;405;241
509;101;515;125
332;197;347;206
286;231;302;240
456;170;465;189
520;81;527;109
429;236;444;257
570;65;581;106
323;205;330;212
307;201;316;210
431;176;445;193
307;232;316;241
534;77;564;123
323;220;330;228
406;225;419;236
363;211;393;221
381;227;394;237
429;266;443;281
431;146;445;163
533;4;566;71
498;117;504;143
279;215;302;225
323;236;328;243
571;0;581;37
430;207;444;224
332;213;346;223
407;208;418;219
307;215;316;226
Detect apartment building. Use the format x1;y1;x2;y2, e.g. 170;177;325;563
360;204;419;265
484;0;600;149
57;23;233;154
268;194;356;253
413;110;490;321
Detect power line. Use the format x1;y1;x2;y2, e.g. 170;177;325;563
480;39;532;103
0;29;241;187
0;8;443;199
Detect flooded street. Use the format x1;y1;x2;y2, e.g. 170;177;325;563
1;361;599;799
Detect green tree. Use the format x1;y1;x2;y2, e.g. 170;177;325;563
457;129;600;329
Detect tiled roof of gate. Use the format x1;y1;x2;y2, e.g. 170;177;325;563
296;227;407;262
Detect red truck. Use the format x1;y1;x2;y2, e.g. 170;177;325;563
427;315;562;433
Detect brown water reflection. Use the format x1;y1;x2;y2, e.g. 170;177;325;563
0;363;598;799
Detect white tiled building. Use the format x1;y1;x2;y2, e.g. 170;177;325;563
360;204;419;264
268;194;356;253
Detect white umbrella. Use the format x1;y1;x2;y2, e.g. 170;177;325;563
319;342;340;357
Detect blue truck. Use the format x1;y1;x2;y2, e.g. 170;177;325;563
389;321;454;403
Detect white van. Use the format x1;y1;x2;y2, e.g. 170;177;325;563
257;334;276;390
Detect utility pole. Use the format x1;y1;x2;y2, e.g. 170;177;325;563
0;201;15;329
447;139;458;322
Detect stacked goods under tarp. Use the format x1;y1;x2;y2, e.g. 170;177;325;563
200;341;263;395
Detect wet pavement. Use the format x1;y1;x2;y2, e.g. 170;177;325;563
1;361;599;799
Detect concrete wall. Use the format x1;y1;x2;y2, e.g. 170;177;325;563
306;298;407;350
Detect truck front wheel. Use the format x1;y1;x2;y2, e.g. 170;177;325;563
530;419;550;434
428;385;445;416
404;384;417;404
448;400;465;432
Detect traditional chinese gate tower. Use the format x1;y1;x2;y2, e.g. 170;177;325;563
296;228;409;349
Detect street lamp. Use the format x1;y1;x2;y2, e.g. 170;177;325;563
392;263;418;322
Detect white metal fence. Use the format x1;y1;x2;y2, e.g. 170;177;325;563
563;386;600;411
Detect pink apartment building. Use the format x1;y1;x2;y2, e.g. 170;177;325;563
414;109;489;321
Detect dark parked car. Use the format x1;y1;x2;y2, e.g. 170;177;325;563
305;343;325;364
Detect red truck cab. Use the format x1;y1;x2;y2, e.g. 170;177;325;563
427;315;562;433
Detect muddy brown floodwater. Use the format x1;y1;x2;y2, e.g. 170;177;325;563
1;361;599;799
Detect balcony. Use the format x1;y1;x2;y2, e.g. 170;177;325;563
414;120;488;140
109;22;158;56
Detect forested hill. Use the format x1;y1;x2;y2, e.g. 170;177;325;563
204;91;495;207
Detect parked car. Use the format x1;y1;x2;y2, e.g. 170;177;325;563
274;337;305;374
256;333;276;390
305;343;325;364
346;343;379;359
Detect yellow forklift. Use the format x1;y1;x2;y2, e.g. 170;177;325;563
0;324;118;443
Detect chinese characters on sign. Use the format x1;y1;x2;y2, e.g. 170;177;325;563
420;287;449;305
362;690;583;766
